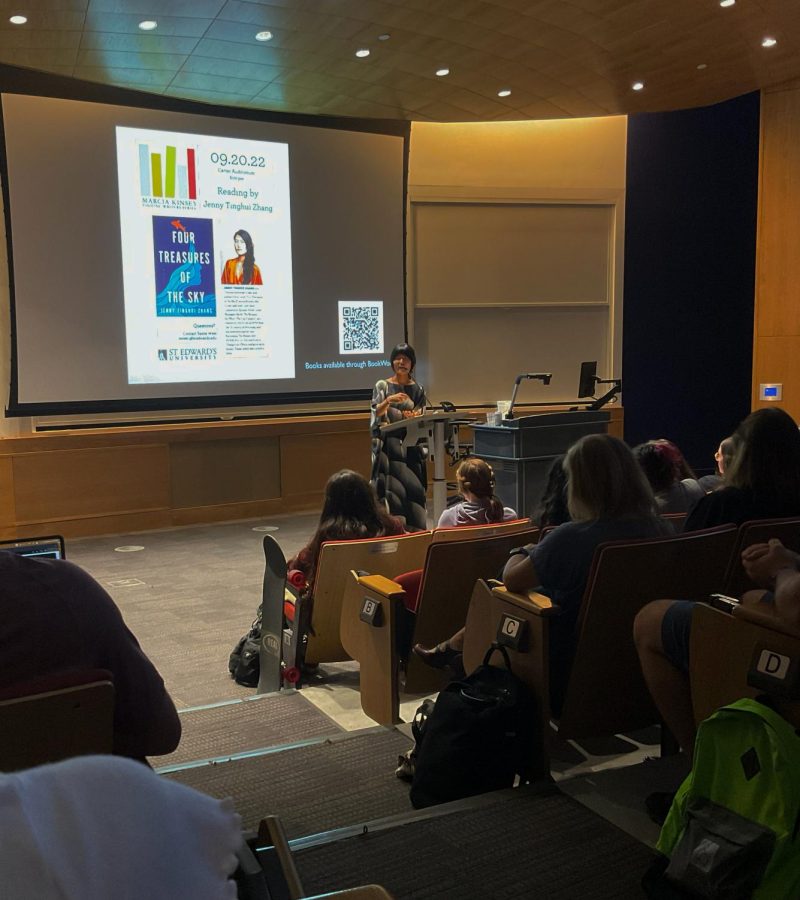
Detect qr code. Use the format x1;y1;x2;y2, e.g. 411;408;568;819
338;300;384;354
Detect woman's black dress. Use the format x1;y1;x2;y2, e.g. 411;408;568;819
370;379;428;531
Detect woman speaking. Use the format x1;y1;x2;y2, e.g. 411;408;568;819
370;343;428;531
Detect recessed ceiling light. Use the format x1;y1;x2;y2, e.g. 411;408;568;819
255;30;273;42
9;15;27;25
355;48;370;58
138;20;157;31
378;33;390;41
435;67;450;77
697;63;708;70
497;88;511;97
719;0;735;7
762;36;777;48
632;81;645;91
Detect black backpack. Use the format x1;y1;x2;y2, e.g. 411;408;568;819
409;643;542;809
229;608;261;688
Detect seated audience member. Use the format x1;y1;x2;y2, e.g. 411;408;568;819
739;538;800;630
532;455;570;529
697;433;741;492
437;457;517;527
0;755;241;899
684;407;800;532
0;552;181;761
633;439;705;515
396;459;518;622
634;538;800;766
416;434;670;712
287;469;404;589
634;408;800;764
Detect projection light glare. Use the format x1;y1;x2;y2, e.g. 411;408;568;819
632;81;645;91
255;30;273;42
9;15;27;25
435;67;450;77
497;88;511;97
697;63;708;70
762;36;777;47
378;33;390;41
719;0;735;7
355;48;370;58
138;20;158;31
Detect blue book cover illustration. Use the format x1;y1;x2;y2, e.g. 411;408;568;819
153;216;216;316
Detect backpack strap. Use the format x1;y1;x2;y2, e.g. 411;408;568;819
482;642;512;671
411;698;435;745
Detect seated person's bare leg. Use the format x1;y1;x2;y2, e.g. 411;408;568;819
447;628;465;652
414;548;537;666
633;599;696;758
413;627;465;668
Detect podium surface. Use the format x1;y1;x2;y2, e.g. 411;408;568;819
473;410;610;517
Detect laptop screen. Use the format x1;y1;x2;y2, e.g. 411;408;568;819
0;535;66;560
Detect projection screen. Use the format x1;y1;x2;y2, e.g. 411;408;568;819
1;93;408;415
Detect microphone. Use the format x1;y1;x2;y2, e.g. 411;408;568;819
514;372;552;385
506;372;553;419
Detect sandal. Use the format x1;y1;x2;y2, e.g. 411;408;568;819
412;641;460;670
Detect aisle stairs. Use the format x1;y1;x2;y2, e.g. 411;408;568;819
153;691;680;899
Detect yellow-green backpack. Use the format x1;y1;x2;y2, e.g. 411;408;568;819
656;698;800;899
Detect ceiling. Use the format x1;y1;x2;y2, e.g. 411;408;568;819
0;0;797;122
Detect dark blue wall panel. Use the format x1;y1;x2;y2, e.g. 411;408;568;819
622;92;759;472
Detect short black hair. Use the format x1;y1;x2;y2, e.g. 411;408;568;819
390;342;416;370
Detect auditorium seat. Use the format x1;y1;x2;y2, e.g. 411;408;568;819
252;814;394;899
723;516;800;596
339;526;538;724
461;525;739;771
690;601;800;728
286;531;432;674
0;669;114;772
430;517;534;543
660;511;687;531
395;518;536;612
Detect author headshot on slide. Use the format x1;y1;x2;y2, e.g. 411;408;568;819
221;229;263;285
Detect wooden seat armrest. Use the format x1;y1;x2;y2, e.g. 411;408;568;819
490;584;560;616
733;603;800;639
353;572;405;599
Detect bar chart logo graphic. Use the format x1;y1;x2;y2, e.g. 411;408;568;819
138;141;197;200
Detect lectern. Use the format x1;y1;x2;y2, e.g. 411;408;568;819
380;410;467;523
473;410;611;516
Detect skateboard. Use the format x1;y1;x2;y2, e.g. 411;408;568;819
258;534;288;693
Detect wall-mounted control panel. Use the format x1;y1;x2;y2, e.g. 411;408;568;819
759;383;783;402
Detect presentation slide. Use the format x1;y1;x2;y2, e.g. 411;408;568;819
1;92;407;414
116;128;295;385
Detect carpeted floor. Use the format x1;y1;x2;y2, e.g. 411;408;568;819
67;514;317;709
62;517;673;865
295;785;656;899
153;692;343;768
164;729;414;834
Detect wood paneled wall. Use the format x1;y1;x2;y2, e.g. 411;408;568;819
0;406;622;538
407;118;627;408
753;80;800;418
0;415;370;539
